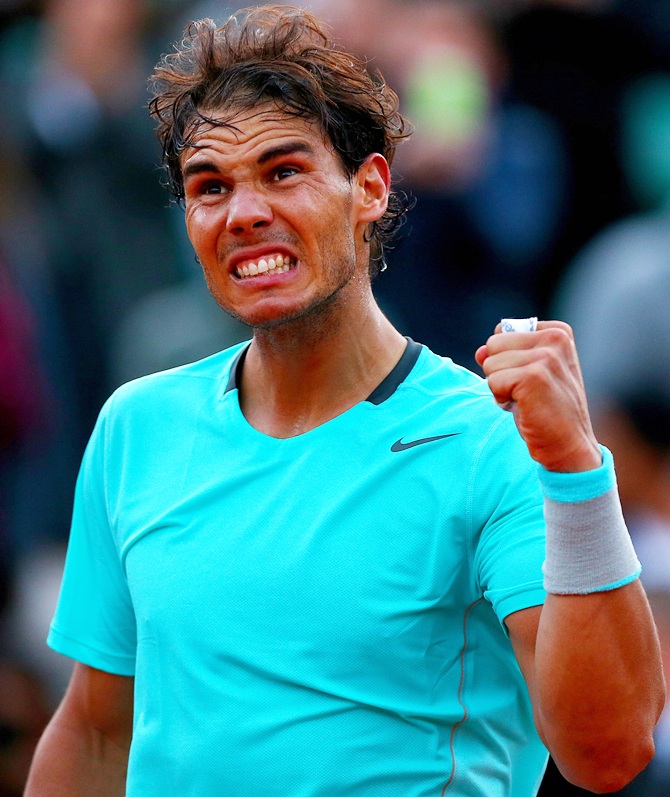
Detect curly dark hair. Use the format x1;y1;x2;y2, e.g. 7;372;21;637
148;4;412;272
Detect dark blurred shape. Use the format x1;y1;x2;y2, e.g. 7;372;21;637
501;4;657;307
539;755;649;796
0;260;49;451
0;256;52;623
0;661;50;797
621;389;670;454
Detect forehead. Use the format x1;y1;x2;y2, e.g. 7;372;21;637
181;104;335;166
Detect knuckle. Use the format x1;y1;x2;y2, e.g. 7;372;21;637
541;327;570;347
542;346;562;370
527;360;549;383
542;319;574;337
524;359;555;392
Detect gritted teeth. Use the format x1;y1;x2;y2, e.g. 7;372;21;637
235;254;295;279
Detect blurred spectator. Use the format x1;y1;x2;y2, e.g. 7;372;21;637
555;207;670;415
0;261;49;453
2;0;189;448
615;0;670;67
0;254;52;633
496;2;660;306
621;72;670;211
110;273;249;387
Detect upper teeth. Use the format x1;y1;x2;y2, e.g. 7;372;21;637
236;254;294;278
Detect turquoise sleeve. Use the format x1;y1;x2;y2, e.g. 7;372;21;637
48;398;137;675
473;417;547;624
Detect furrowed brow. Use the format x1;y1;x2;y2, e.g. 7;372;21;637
182;142;316;183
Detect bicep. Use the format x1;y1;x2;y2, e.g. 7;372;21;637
506;605;546;741
59;663;134;746
25;664;134;796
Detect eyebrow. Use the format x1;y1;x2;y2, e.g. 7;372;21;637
182;160;220;181
182;140;316;181
256;141;315;165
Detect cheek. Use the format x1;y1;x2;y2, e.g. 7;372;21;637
185;205;223;255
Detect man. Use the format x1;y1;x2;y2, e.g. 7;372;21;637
25;6;664;796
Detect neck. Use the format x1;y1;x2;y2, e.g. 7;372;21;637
239;291;406;438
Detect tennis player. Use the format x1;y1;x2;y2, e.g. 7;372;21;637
26;6;664;796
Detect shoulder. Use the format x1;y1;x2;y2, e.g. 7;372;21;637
107;342;248;414
403;344;509;429
406;344;489;395
89;342;248;450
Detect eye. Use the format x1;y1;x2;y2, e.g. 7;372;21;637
273;165;299;181
201;180;228;195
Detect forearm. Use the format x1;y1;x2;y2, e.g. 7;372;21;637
534;444;665;783
514;448;666;791
534;582;665;791
25;709;129;796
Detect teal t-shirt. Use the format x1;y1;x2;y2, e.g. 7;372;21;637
49;340;549;796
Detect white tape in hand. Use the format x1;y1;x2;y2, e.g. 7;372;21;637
501;316;538;334
497;317;538;411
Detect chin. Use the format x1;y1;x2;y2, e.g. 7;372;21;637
213;282;345;331
217;299;307;330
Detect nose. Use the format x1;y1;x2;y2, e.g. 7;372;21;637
226;185;273;234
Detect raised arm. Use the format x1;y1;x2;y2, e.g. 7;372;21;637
476;320;666;793
25;662;134;796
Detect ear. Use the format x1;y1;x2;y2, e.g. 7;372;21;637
353;153;391;226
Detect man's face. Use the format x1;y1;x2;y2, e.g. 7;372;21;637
182;104;380;330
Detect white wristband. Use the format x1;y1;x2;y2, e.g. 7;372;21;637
538;447;642;595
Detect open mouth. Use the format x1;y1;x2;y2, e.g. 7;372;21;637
235;254;296;279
